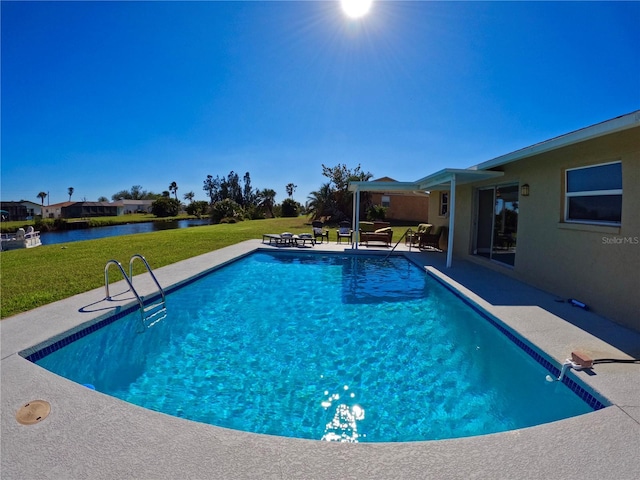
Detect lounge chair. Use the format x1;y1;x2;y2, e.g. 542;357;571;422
312;221;330;244
359;221;393;247
293;233;315;247
262;232;294;246
336;220;353;244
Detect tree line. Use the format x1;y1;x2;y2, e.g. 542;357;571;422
38;163;377;224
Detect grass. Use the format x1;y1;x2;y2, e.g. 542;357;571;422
0;216;311;319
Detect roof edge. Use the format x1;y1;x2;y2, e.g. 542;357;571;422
472;110;640;171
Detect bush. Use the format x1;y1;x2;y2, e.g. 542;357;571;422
151;198;181;217
210;198;243;223
186;201;210;218
366;205;387;221
281;198;300;218
244;204;265;220
34;218;56;232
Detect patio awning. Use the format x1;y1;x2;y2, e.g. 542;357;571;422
413;168;504;190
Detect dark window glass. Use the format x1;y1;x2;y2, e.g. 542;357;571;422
567;195;622;223
567;163;621;192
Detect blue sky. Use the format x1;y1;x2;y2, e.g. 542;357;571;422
2;1;639;206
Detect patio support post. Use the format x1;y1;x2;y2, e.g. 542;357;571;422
352;188;360;249
446;174;456;268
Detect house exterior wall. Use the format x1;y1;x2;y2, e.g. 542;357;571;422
370;192;429;223
62;203;118;218
0;202;28;221
116;200;154;214
42;203;68;219
432;126;640;332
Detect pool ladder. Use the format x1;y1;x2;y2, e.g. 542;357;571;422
104;254;167;330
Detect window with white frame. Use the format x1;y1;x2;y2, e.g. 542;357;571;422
381;195;391;208
439;192;449;217
565;161;622;225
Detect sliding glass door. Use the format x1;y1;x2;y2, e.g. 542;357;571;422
474;184;519;266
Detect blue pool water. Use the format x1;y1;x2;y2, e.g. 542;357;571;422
31;252;599;442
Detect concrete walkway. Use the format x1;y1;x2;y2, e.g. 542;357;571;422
2;240;639;479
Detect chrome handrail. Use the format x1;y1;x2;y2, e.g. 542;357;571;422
384;227;414;260
104;259;144;308
104;254;167;330
129;254;166;305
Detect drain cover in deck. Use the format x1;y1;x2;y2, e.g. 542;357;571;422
16;400;51;425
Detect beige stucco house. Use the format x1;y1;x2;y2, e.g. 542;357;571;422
369;177;430;223
350;111;640;332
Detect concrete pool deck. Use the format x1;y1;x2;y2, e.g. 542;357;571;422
2;240;639;479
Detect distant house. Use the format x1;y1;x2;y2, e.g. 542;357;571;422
112;200;154;214
0;202;28;221
21;200;42;219
350;111;640;332
62;202;120;218
42;202;72;219
368;177;430;223
42;201;120;219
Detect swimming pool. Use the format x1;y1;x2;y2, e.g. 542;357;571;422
26;252;604;442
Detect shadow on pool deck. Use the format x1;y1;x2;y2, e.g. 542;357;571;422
407;251;640;359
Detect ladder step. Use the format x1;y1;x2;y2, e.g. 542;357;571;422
143;302;165;314
144;311;167;328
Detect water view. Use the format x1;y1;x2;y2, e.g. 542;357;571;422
39;219;210;246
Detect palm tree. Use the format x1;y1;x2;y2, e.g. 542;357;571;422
169;182;178;200
37;191;47;206
68;187;74;201
183;191;195;204
306;183;335;221
257;188;277;218
285;183;297;198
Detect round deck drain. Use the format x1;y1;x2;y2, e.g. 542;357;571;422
16;400;51;425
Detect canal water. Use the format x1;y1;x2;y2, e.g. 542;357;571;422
39;219;211;246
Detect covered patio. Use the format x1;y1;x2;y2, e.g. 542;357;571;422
348;169;503;267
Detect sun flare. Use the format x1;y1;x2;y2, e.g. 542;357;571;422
340;0;373;19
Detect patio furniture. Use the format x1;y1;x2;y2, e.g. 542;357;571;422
262;233;295;246
336;221;353;244
418;226;445;250
312;221;330;244
406;223;432;247
359;221;393;247
293;234;315;247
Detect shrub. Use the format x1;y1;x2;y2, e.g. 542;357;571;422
151;197;181;217
34;218;56;232
366;205;387;221
281;198;300;218
244;204;265;220
186;200;210;218
210;198;243;223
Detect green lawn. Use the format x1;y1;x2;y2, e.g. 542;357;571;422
0;217;311;319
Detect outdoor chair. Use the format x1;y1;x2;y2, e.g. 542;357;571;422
418;226;445;250
312;221;330;244
407;223;431;247
336;220;353;244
